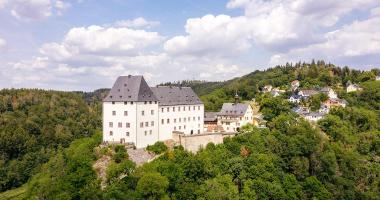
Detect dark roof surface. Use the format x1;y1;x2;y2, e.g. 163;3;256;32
218;103;250;116
103;75;158;102
150;86;203;106
204;112;219;122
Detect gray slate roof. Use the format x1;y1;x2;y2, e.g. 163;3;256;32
218;103;249;116
204;112;219;122
103;75;158;102
150;86;202;106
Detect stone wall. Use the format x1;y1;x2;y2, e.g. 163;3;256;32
172;131;237;153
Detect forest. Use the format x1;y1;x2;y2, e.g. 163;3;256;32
1;61;380;199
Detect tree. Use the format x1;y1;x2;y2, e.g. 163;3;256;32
136;172;169;200
197;175;239;200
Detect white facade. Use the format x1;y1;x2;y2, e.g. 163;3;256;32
217;104;253;132
346;84;362;93
102;75;204;148
158;104;204;140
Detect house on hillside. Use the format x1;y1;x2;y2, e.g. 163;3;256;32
298;89;319;98
262;85;273;93
216;93;254;132
320;87;338;99
289;94;303;103
376;76;380;81
270;88;285;97
303;112;325;122
291;80;300;91
323;98;347;108
102;75;204;148
346;81;362;93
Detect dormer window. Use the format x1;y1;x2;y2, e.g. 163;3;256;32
124;84;127;87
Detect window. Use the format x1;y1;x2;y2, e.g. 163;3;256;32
112;101;115;104
161;108;164;112
112;111;116;116
149;101;152;104
155;101;157;104
151;121;154;126
142;111;145;116
140;122;143;128
173;107;175;112
188;117;190;121
179;118;181;122
183;106;186;111
198;116;200;121
198;124;200;128
126;132;129;136
110;131;113;136
167;107;169;112
193;106;195;110
161;119;164;124
149;130;152;135
188;106;191;111
145;122;149;127
184;118;186;122
144;131;147;136
118;122;122;128
124;101;127;105
178;107;181;111
193;117;196;121
144;101;147;104
184;125;186;129
174;119;177;123
179;126;181;130
198;130;200;134
174;126;176;130
198;106;200;110
131;102;133;105
151;110;154;115
126;123;130;128
109;122;113;128
167;119;170;124
124;111;128;116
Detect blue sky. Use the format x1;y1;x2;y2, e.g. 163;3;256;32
0;0;379;91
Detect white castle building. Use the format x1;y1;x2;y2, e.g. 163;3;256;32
103;75;204;148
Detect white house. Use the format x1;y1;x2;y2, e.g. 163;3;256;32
303;112;325;122
320;87;338;99
376;76;380;81
298;89;319;98
102;75;204;148
289;94;302;103
217;102;254;132
346;82;362;93
262;85;273;93
291;80;300;91
215;94;254;132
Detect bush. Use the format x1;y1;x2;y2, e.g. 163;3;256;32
112;145;128;163
146;141;168;154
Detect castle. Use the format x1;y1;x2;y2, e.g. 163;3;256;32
102;75;204;148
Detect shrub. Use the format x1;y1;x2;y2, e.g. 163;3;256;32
146;141;168;154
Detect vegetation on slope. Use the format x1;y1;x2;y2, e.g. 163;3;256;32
0;89;101;192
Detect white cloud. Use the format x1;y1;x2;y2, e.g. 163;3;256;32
10;0;52;21
40;25;164;59
0;37;6;50
1;0;71;21
269;15;380;67
0;0;7;8
164;15;251;57
114;17;160;28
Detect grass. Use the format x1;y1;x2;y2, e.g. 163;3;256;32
0;185;27;200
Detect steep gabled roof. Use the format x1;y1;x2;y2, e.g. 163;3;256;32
103;75;158;102
150;86;202;106
218;103;250;116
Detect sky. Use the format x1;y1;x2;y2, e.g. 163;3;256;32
0;0;380;91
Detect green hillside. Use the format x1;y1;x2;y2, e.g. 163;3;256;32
1;62;380;199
